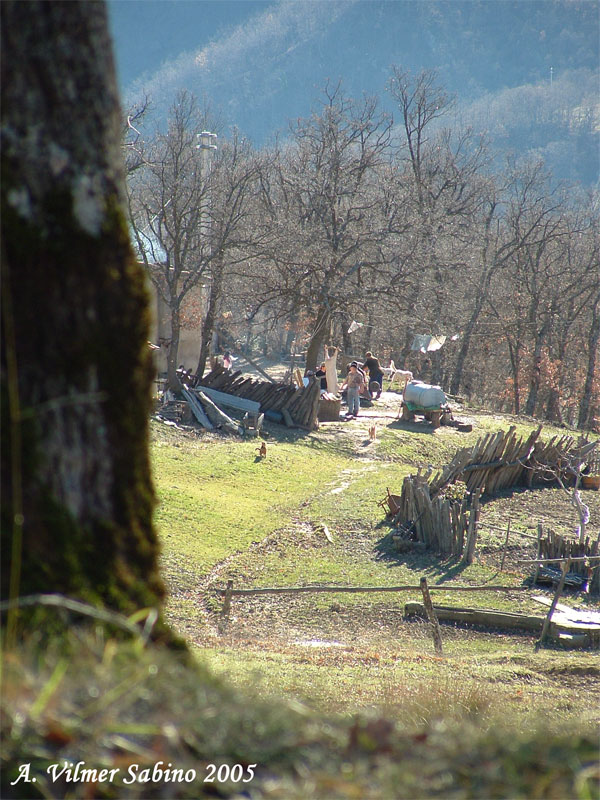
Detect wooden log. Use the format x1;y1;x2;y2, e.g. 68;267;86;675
196;391;244;436
460;489;481;565
404;602;545;633
210;370;242;390
420;577;444;656
256;384;280;406
519;555;600;564
245;381;268;402
216;583;532;596
270;387;298;412
282;387;305;414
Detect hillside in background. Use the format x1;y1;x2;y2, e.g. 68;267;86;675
110;0;599;184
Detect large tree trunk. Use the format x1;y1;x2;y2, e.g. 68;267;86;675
524;320;551;417
195;254;225;379
506;340;521;414
1;1;168;635
305;307;330;371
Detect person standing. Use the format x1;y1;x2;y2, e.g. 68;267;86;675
363;351;384;399
341;362;364;417
315;362;328;392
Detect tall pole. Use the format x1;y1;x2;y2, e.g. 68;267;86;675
196;131;217;240
196;131;218;355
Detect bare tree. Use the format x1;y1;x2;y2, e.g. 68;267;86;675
123;95;151;175
247;84;396;369
194;130;264;378
388;67;490;382
128;91;215;390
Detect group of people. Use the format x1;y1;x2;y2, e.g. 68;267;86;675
304;347;387;418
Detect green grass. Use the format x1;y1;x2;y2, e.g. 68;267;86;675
197;642;600;728
2;412;599;800
149;413;599;753
152;431;348;573
3;630;598;799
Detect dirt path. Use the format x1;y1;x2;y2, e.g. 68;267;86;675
163;382;599;657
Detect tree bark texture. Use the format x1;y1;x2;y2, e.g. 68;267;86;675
305;307;331;371
1;1;167;629
195;253;224;380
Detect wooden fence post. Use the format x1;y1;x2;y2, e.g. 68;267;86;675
535;559;571;651
420;577;444;656
460;489;481;566
533;523;543;586
500;519;511;571
219;579;234;633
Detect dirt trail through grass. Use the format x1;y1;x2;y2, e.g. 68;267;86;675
153;394;599;725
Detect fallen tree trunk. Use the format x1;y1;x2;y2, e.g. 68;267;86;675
196;390;244;436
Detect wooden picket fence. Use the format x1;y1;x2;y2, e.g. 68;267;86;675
427;425;589;497
386;476;480;560
537;529;600;594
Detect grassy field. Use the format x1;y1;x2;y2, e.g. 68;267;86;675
3;399;599;799
151;398;600;737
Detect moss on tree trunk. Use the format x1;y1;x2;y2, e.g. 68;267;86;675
1;1;172;641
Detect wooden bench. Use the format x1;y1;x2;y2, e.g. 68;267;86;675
194;386;263;433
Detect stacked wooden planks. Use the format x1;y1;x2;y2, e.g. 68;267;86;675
197;365;321;430
390;475;478;558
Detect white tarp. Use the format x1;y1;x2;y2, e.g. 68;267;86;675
404;380;447;409
347;320;364;334
411;334;447;353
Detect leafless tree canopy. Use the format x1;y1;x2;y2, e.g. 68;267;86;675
127;72;599;429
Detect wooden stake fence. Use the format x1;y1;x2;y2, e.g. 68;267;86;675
216;579;532;648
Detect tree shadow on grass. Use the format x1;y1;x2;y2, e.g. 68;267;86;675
374;530;470;582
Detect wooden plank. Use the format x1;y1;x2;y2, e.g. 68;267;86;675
532;596;600;624
181;389;214;430
194;386;260;415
